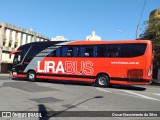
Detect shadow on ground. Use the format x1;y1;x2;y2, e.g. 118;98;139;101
110;85;146;91
11;77;148;91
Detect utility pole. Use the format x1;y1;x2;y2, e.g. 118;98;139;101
136;25;139;39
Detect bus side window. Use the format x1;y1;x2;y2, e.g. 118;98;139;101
73;47;79;57
62;46;68;57
120;44;147;57
107;45;120;57
67;48;73;57
62;46;73;57
79;46;94;57
97;45;108;57
85;47;93;57
93;46;97;57
56;47;61;57
108;48;119;57
47;49;56;57
79;47;85;57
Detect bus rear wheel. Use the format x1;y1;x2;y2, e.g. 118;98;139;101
96;74;110;87
27;71;36;82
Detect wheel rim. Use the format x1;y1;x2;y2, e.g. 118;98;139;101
98;77;106;85
29;73;35;80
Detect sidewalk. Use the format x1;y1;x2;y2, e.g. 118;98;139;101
151;79;160;86
0;73;11;77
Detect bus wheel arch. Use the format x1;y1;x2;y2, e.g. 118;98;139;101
96;73;110;87
27;70;36;82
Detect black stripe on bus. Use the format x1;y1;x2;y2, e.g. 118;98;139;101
36;73;96;79
111;77;150;83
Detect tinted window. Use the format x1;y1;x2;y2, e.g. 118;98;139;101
18;45;30;57
121;43;147;57
47;46;61;57
62;46;73;57
13;45;31;65
47;46;60;57
45;43;146;58
96;43;146;58
79;46;94;57
47;49;56;57
97;45;120;57
25;45;52;62
107;45;120;57
56;47;61;57
29;46;47;57
73;47;79;57
97;45;107;57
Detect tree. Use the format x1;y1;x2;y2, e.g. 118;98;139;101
140;17;160;78
140;17;160;40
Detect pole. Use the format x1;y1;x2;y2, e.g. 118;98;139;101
136;25;139;39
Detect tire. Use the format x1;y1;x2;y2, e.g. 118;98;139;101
27;71;36;82
96;74;110;87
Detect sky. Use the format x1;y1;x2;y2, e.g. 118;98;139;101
0;0;159;40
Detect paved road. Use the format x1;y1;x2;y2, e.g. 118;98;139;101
0;76;160;120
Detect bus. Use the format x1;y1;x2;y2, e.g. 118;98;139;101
10;40;153;87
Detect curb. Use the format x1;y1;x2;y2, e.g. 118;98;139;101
151;79;160;86
0;74;11;77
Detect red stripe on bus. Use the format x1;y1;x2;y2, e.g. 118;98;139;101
36;75;95;83
12;74;26;78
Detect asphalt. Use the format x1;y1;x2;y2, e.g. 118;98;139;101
0;74;160;120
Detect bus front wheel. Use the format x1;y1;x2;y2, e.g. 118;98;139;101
96;74;110;87
27;71;36;82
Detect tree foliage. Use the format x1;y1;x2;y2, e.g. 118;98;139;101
140;17;160;69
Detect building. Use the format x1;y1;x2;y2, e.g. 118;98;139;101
86;31;101;41
51;36;68;41
0;22;50;73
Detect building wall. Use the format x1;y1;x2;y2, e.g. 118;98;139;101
86;31;101;41
51;36;68;41
0;22;50;73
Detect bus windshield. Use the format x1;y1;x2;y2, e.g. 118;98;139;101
12;45;31;65
13;53;22;65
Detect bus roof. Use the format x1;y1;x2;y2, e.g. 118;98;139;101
18;41;66;48
67;40;151;45
18;40;151;49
